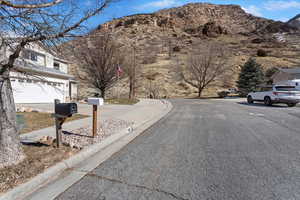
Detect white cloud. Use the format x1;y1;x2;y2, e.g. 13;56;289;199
136;0;179;10
242;5;263;17
264;0;300;11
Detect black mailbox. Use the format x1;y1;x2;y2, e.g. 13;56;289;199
55;103;77;117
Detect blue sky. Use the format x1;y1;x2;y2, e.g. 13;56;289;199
85;0;300;29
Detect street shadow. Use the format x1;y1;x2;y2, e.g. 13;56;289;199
237;102;288;108
184;96;220;100
62;131;93;138
21;141;49;147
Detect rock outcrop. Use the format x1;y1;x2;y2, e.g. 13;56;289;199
66;3;300;98
287;14;300;29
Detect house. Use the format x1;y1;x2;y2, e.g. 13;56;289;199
4;43;77;103
272;67;300;89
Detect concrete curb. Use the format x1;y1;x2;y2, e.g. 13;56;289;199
1;100;173;200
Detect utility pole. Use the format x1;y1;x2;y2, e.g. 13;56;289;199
129;40;137;99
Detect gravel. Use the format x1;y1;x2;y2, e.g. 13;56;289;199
61;119;133;149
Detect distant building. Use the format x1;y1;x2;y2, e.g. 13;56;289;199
272;68;300;89
273;33;286;43
3;43;78;103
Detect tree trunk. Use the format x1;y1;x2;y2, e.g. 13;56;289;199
198;88;203;98
129;77;135;99
0;71;25;168
100;88;106;99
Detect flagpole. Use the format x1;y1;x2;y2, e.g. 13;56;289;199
117;64;120;99
117;69;120;99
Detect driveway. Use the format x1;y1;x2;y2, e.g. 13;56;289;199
55;99;300;200
16;103;135;118
17;99;165;121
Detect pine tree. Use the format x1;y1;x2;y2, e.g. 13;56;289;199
237;58;264;96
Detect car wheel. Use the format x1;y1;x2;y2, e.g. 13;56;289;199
264;97;272;106
287;103;296;107
247;96;254;104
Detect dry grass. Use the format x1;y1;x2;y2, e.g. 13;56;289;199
18;112;88;134
0;143;79;194
106;98;139;105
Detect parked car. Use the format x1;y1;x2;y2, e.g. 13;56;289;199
247;85;300;107
228;88;238;94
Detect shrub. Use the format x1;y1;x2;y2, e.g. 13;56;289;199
142;55;157;64
257;49;267;57
173;46;181;52
218;91;230;98
265;67;279;84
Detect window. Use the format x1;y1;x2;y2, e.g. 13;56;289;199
30;52;37;61
259;87;272;92
23;51;30;60
275;86;296;91
53;61;60;71
23;50;38;61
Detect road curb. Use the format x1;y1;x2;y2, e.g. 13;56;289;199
0;100;173;200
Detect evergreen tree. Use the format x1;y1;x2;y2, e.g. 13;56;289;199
237;58;264;96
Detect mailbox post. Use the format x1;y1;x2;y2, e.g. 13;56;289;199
54;100;63;147
53;99;78;148
88;98;104;137
92;105;97;137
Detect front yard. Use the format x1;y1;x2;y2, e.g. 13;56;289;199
17;112;88;134
0;143;78;194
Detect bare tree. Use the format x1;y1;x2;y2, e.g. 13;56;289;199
183;43;228;97
146;81;161;99
72;33;124;98
0;0;117;168
122;44;137;99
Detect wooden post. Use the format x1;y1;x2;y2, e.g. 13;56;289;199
92;105;98;137
55;118;62;147
54;99;61;148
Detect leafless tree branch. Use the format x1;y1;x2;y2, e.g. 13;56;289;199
0;0;63;8
183;43;229;97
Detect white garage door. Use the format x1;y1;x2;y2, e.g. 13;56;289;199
11;79;65;103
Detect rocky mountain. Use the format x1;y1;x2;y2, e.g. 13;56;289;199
67;3;300;99
287;14;300;29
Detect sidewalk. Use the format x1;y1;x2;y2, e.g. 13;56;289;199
20;99;166;142
2;99;172;200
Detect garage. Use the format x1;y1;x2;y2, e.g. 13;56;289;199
11;77;67;103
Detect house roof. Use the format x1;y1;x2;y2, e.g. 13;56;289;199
14;60;74;80
278;67;300;74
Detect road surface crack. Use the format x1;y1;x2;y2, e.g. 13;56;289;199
86;172;189;200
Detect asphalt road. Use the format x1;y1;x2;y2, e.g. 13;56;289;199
56;99;300;200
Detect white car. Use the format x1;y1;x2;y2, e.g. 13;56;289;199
247;85;300;107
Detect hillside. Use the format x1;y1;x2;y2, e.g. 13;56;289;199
67;3;300;99
287;14;300;29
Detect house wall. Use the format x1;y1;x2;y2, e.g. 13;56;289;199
273;72;293;83
24;44;68;73
273;71;300;84
10;71;70;103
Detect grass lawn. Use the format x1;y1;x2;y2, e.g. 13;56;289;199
105;98;139;105
17;112;88;134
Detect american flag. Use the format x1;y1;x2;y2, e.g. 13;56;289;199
116;65;123;76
